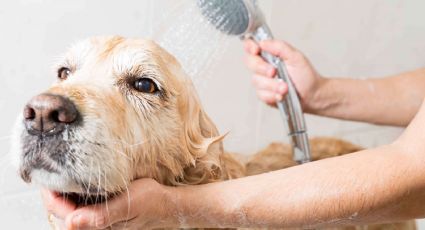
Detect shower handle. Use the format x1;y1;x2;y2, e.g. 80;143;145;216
250;25;311;163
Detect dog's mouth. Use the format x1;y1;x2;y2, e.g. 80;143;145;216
19;132;72;182
58;192;112;206
20;133;124;206
17;99;128;207
20;126;112;189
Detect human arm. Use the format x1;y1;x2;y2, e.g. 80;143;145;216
165;99;425;228
244;39;425;126
61;99;425;229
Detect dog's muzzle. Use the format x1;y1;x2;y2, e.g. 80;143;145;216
19;93;80;182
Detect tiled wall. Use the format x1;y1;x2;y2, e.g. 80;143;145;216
1;0;424;228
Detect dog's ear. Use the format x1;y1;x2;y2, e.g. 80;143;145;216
149;44;225;185
175;80;225;185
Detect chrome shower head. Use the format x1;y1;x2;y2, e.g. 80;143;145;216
197;0;264;36
196;0;311;163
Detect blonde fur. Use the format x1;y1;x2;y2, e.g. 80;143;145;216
13;36;415;229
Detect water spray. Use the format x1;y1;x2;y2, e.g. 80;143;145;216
197;0;311;163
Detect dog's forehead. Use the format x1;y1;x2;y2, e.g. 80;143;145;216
67;36;157;66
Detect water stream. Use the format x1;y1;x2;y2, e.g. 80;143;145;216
149;0;277;152
152;0;233;87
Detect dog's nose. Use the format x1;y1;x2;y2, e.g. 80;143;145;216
23;93;78;135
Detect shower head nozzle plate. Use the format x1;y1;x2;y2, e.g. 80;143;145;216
197;0;256;36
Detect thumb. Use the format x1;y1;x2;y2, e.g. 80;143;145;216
65;194;134;230
41;189;77;220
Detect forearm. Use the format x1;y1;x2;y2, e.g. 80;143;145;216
170;147;425;228
309;68;425;126
167;100;425;228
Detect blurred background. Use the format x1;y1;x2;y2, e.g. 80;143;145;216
1;0;424;228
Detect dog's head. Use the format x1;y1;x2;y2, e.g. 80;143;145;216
12;36;224;199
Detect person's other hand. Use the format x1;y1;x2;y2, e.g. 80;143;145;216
41;189;77;229
42;178;176;230
244;39;325;110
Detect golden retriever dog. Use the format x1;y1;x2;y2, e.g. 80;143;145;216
11;36;415;229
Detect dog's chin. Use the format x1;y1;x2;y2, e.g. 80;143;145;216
31;169;82;193
31;169;112;206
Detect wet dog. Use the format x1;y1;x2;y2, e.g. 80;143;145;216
11;36;415;229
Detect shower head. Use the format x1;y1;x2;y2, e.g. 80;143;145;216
196;0;311;163
197;0;263;36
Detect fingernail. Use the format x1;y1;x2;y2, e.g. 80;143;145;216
278;84;286;93
275;94;283;102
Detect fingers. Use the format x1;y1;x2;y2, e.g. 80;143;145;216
252;74;287;94
252;75;288;105
244;39;286;107
65;205;112;229
41;189;77;220
244;39;298;78
258;40;299;61
66;195;135;230
244;39;314;107
243;39;260;55
65;179;167;230
257;90;281;106
65;179;157;230
244;39;276;77
244;54;276;77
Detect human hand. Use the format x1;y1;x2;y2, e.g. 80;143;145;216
42;189;77;229
243;39;325;110
42;178;176;230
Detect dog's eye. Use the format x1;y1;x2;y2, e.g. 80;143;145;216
133;78;158;93
58;67;71;80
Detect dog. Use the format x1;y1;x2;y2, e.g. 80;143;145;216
11;36;415;229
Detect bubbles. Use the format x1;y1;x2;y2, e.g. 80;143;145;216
152;0;234;87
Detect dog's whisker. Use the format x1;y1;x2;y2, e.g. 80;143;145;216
103;167;112;229
120;173;131;230
86;159;94;196
92;165;99;205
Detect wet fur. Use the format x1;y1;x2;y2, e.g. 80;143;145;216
13;36;415;229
